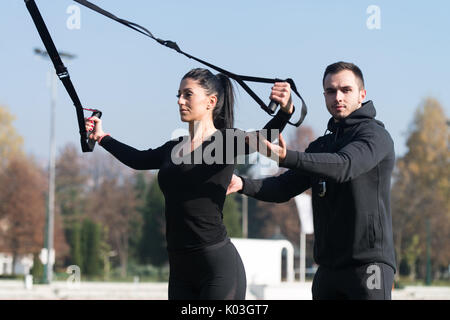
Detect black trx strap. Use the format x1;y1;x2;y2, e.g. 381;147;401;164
72;0;307;127
25;0;101;152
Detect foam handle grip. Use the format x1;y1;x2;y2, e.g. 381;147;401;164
267;100;279;114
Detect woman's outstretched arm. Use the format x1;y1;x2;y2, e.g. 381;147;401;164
86;116;170;170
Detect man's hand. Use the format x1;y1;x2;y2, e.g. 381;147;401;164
270;82;294;114
262;133;287;163
227;174;244;195
246;132;288;163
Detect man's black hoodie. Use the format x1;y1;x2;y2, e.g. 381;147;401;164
240;101;396;271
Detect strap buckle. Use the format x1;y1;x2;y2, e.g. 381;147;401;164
56;65;69;79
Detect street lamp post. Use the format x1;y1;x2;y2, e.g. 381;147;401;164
425;218;432;286
242;194;248;238
34;48;76;284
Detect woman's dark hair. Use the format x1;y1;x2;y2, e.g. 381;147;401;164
182;68;235;129
322;61;365;89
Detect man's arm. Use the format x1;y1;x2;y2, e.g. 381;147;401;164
281;127;394;182
234;169;311;203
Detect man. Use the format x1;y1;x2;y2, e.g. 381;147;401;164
228;61;396;300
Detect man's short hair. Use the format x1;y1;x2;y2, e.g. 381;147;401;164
323;61;365;89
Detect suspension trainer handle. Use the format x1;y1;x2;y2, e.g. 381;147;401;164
25;0;102;152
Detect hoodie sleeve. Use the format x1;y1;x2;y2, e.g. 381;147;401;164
239;169;311;203
280;124;394;183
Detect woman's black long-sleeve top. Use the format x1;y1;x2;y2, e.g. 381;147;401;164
100;109;292;252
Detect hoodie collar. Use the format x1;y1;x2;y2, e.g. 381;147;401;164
327;100;377;133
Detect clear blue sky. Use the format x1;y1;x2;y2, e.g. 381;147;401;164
1;0;449;161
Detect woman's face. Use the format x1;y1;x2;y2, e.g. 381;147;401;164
177;78;217;123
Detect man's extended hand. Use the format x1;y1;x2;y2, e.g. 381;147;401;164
246;132;287;163
262;133;287;162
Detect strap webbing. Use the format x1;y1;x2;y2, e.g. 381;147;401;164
25;0;99;152
73;0;307;126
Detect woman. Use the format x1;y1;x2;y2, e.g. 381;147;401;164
86;68;294;300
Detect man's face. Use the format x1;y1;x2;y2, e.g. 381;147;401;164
323;70;366;121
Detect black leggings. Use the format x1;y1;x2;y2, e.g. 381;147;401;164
168;238;246;300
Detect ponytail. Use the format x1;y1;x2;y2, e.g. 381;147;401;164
214;73;234;129
182;68;235;129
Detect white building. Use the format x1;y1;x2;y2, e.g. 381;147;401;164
0;218;35;276
231;238;295;285
231;238;313;299
0;252;34;276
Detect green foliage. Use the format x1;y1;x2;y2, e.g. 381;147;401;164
125;262;169;282
128;172;147;264
81;219;102;277
55;144;86;267
99;225;112;280
68;219;103;278
30;253;44;283
134;172;148;201
70;221;83;269
139;179;168;267
223;193;242;238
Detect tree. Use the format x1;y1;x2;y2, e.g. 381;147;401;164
139;178;167;268
0;105;23;169
55;144;87;222
70;220;83;270
53;205;70;270
128;172;149;264
0;156;45;273
30;253;44;282
391;97;449;280
86;175;140;277
55;143;86;267
0;144;69;274
81;219;102;277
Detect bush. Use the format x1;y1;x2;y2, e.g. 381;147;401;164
30;253;44;283
114;262;169;282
